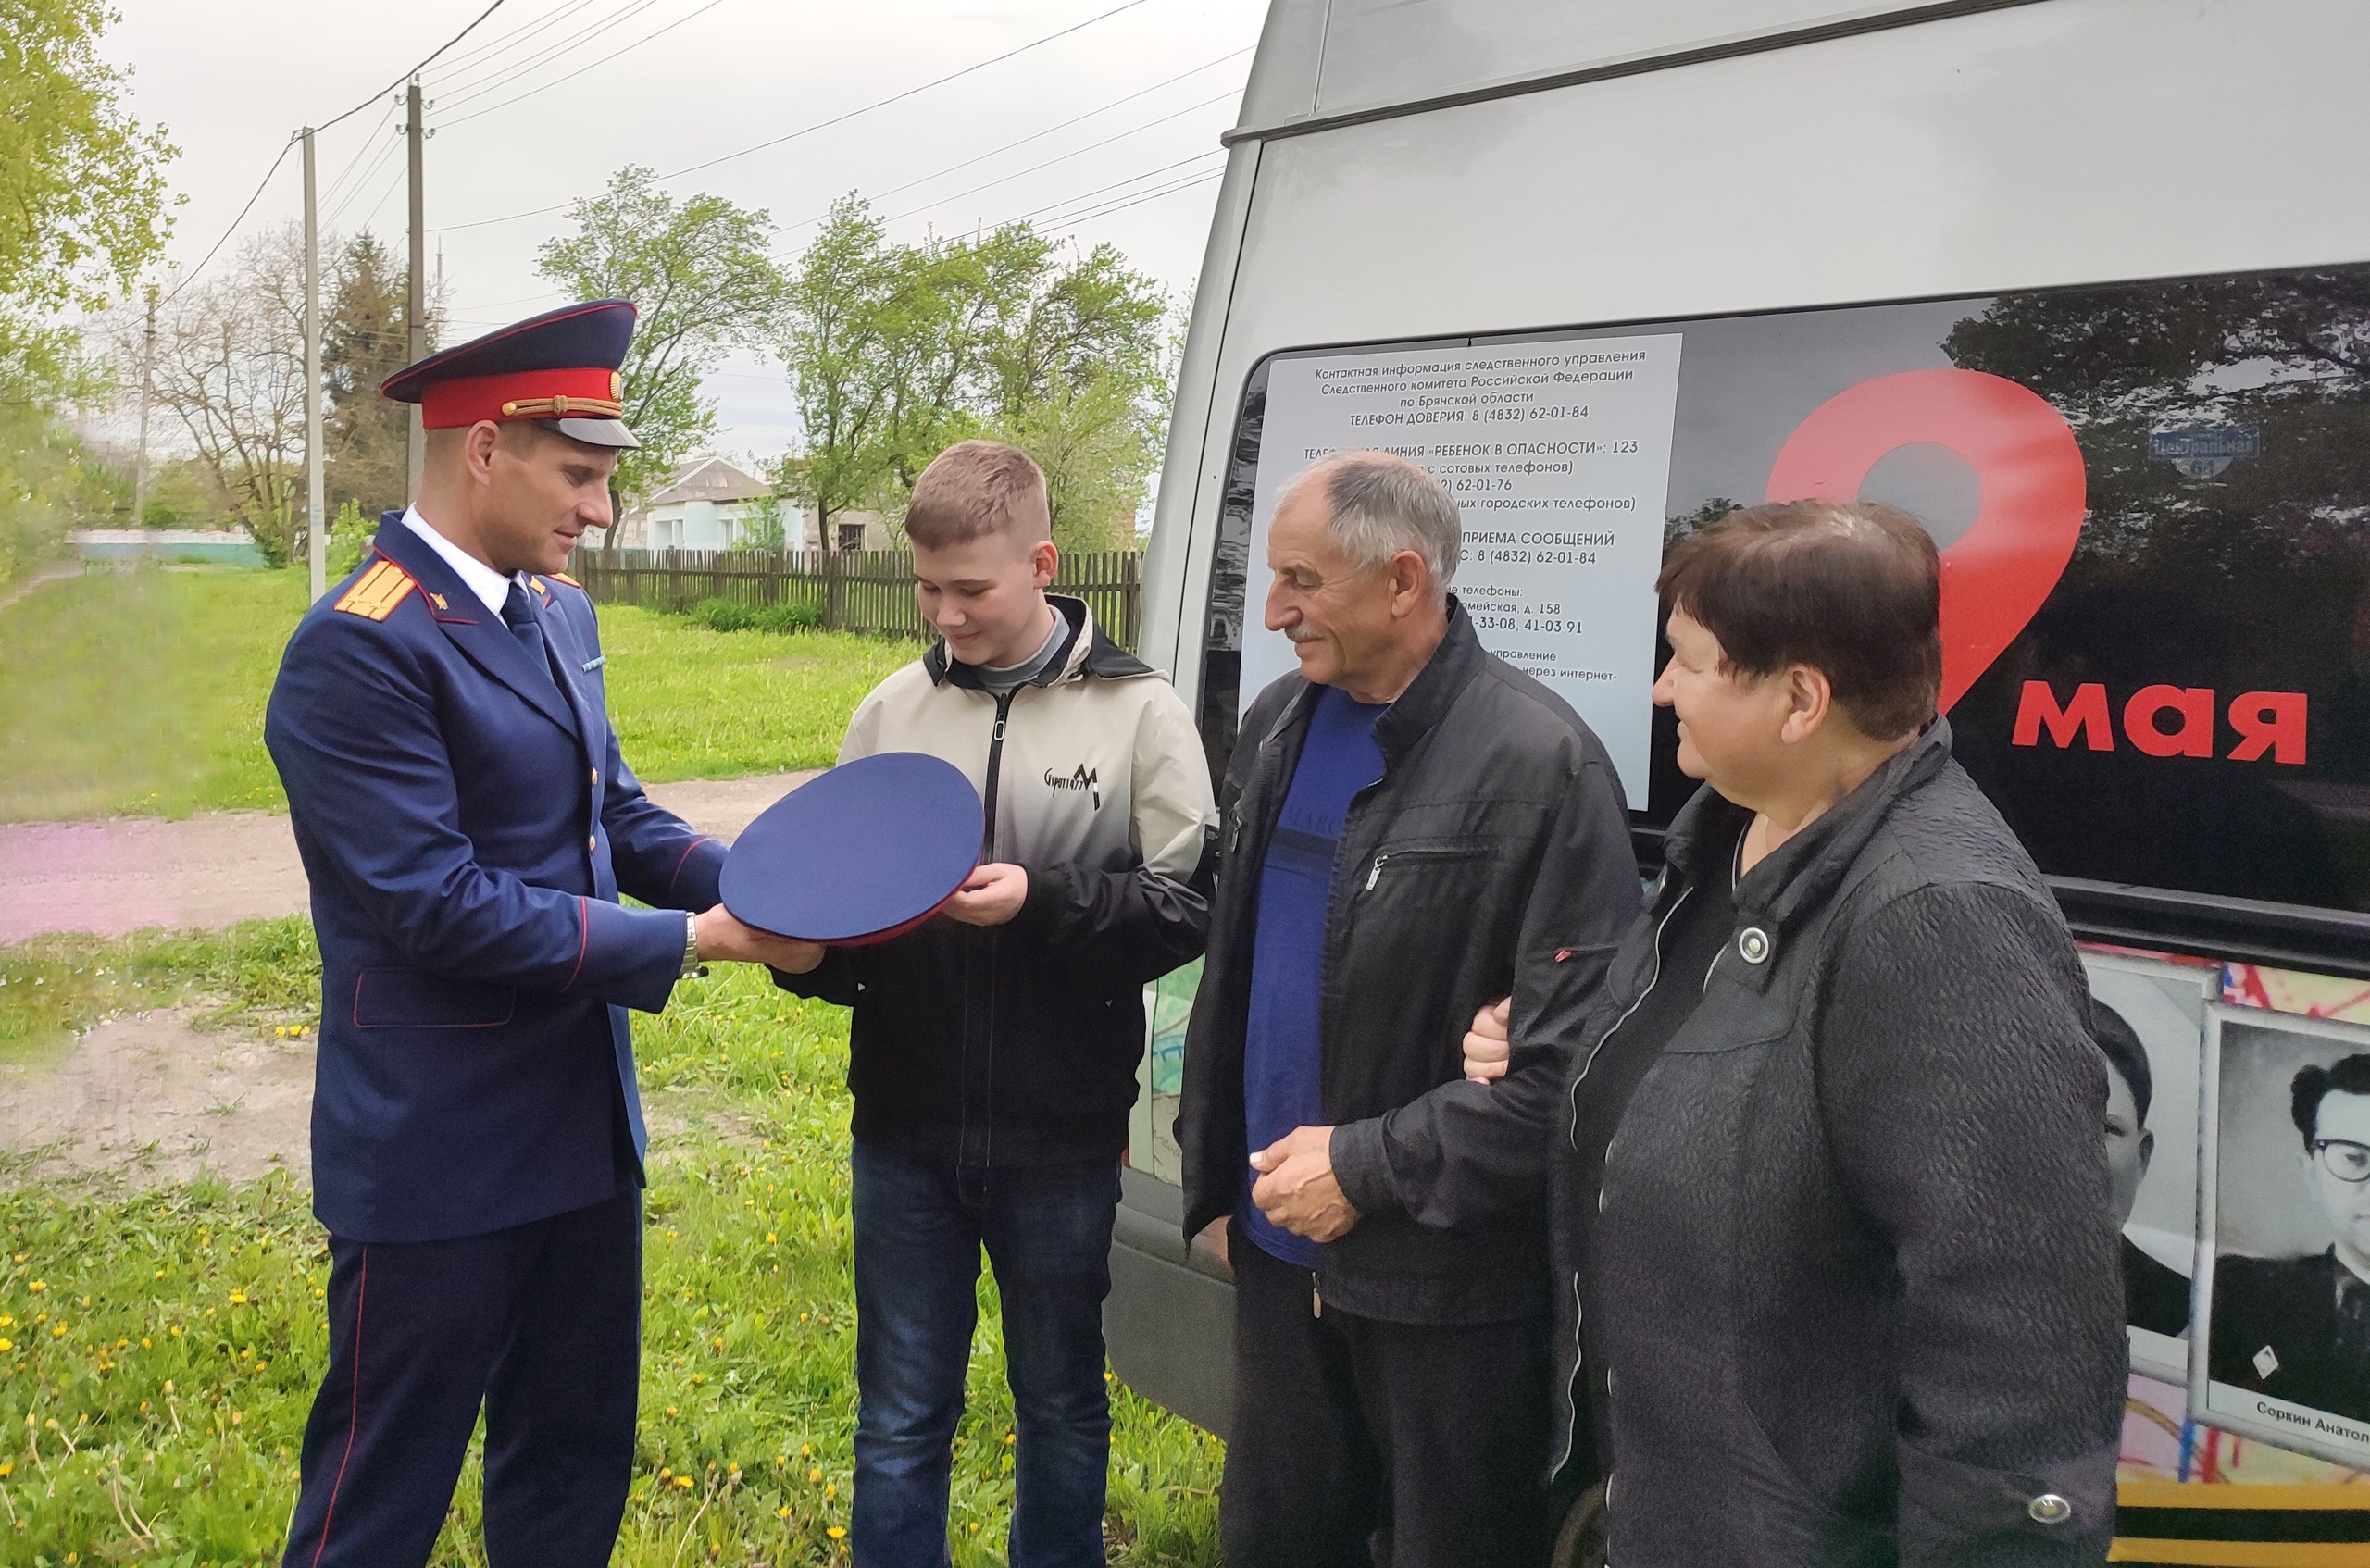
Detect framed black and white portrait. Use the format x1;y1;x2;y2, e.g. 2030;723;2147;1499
2192;1005;2370;1468
2082;952;2215;1383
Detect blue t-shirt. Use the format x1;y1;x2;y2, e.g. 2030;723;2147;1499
1240;684;1389;1267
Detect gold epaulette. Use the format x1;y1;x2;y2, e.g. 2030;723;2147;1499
548;571;581;589
332;559;418;621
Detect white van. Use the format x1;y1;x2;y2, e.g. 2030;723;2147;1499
1108;1;2370;1561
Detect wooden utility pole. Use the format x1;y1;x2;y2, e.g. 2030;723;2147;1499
304;126;327;603
131;285;156;528
405;78;426;504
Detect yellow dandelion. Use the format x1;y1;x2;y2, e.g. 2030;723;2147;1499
825;1483;836;1500
141;1338;151;1348
711;1336;723;1350
672;1475;694;1489
766;1232;777;1243
1004;1432;1016;1445
230;1291;247;1305
970;1522;981;1534
163;1380;175;1393
0;1339;10;1352
827;1526;846;1540
808;1467;822;1483
53;1324;67;1338
27;1280;44;1292
777;1506;792;1519
0;1462;11;1476
666;1405;678;1416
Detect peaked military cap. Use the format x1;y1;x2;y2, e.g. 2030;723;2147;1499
721;753;985;944
380;299;641;449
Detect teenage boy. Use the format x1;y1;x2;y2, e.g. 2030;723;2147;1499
777;440;1216;1568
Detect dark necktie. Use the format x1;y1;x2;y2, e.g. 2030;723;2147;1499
501;579;564;700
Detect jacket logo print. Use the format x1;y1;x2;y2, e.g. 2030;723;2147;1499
1044;764;1101;810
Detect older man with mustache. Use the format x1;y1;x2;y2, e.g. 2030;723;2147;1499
1176;451;1641;1568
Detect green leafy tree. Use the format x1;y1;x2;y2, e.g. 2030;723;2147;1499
741;490;789;553
992;368;1162;553
538;166;787;538
778;197;904;543
0;0;175;581
777;198;1170;550
0;0;176;407
320;233;420;520
143;225;309;566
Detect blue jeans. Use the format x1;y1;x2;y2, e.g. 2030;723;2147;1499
849;1140;1120;1568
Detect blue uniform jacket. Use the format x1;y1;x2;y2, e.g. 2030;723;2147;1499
265;516;726;1243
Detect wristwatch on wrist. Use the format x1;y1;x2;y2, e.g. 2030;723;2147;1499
679;911;701;978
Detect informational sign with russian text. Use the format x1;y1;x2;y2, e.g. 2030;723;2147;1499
1241;333;1684;802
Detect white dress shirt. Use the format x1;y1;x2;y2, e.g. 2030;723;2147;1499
402;506;521;616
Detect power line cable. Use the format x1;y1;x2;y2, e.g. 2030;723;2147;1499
313;0;512;134
428;0;597;80
1042;164;1223;230
318;99;399;212
164;0;517;298
441;0;725;125
666;0;1153;181
429;0;645;102
357;153;414;234
433;0;1155;231
433;0;665;109
164;138;296;302
321;126;406;230
879;87;1235;224
859;45;1248;212
1005;149;1222;225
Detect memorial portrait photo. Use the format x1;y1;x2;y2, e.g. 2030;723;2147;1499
2083;952;2214;1379
2193;1005;2370;1467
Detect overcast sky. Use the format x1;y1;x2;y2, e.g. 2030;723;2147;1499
105;0;1267;461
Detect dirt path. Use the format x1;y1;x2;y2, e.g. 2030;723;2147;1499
0;1007;315;1188
0;562;82;616
0;771;813;945
0;1009;766;1192
0;771;817;1189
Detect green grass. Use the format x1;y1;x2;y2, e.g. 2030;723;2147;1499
0;568;920;823
0;923;1223;1564
595;608;916;786
0;570;301;822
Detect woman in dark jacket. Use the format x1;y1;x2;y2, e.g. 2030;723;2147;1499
1466;501;2125;1565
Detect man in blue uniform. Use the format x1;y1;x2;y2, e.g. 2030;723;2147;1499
265;300;821;1566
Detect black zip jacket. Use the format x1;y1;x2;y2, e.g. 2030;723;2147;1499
1178;602;1642;1324
1551;721;2124;1566
778;598;1217;1167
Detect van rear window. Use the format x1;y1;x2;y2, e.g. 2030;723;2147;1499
1197;264;2370;951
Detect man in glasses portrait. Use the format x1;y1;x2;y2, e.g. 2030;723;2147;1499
2209;1052;2370;1421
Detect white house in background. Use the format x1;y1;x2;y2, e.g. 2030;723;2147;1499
633;457;784;550
603;455;898;551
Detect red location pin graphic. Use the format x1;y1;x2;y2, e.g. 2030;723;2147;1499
1765;367;2087;714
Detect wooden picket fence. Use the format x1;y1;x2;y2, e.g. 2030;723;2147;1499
561;546;1143;651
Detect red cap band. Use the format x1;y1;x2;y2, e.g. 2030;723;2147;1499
420;367;625;429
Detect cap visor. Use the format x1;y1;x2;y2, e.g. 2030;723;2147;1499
554;416;640;450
